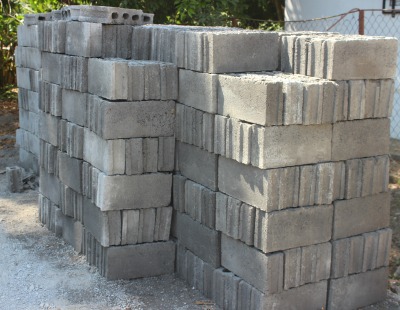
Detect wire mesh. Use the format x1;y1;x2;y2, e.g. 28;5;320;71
285;9;400;139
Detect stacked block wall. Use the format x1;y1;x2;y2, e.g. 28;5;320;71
15;6;398;310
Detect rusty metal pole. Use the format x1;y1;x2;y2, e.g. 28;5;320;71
359;10;365;35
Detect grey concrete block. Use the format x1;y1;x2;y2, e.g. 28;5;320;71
6;166;23;193
125;138;143;175
160;63;178;100
376;79;395;118
38;21;66;53
217;73;283;126
221;234;283;294
65;21;102;57
39;139;58;175
324;37;397;80
254;205;333;253
38;194;63;237
262;280;328;310
39;167;61;206
102;24;132;59
173;174;186;213
58;151;82;193
88;58;128;100
39;112;59;146
17;88;39;113
104;241;175;280
143;138;158;173
65;122;84;159
138;208;156;243
82;197;121;247
327;268;388;310
88;97;175;139
173;211;220;268
61;215;83;253
284;242;331;290
333;192;390;239
17;24;39;48
95;172;172;211
251;123;332;169
205;31;279;73
61;55;88;92
61;185;83;221
154;206;172;241
177;142;218;191
214;114;227;156
15;46;42;70
83;129;125;175
39;81;62;116
121;209;139;245
179;69;218;113
158;136;175;172
41;52;62;85
19;148;39;174
16;67;40;91
61;89;87;127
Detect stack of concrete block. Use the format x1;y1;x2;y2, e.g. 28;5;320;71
16;5;397;309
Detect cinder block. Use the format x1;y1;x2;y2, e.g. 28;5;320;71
61;89;87;127
17;88;39;113
284;242;331;290
39;140;58;175
58;151;82;193
88;58;128;100
61;55;88;92
39;81;62;116
16;67;39;91
177;142;218;191
68;6;145;25
17;24;39;48
38;194;63;236
125;138;143;175
102;24;132;59
251;123;332;169
263;280;328;310
327;268;388;310
254;205;333;253
324;37;397;80
104;241;175;280
82;197;121;247
214;114;227;156
66;124;84;161
333;192;390;239
218;73;283;126
41;52;62;85
158;136;175;172
39;167;61;206
179;69;218;113
15;46;42;70
39;112;59;146
221;234;283;294
65;21;102;57
60;186;83;221
83;129;125;175
173;174;186;213
95;172;172;211
88;97;175;139
375;79;395;118
61;215;83;253
160;63;178;100
143;138;158;172
6;166;23;193
19;148;39;174
172;211;220;268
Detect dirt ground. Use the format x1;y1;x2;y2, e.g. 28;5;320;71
1;97;400;309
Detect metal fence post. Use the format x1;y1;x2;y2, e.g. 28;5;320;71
359;10;365;35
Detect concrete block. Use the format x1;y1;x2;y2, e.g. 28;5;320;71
38;194;63;236
154;206;172;241
19;148;39;174
83;129;125;175
17;24;39;48
58;151;82;193
58;119;67;152
6;166;23;193
284;242;331;290
324;37;397;80
160;63;178;100
66;124;84;160
218;73;283;126
61;215;83;253
177;142;218;191
376;79;395;118
88;98;175;139
251;123;332;169
121;209;139;245
68;6;145;25
158;136;175;172
17;88;39;113
15;46;42;70
127;61;145;100
143;138;158;173
205;31;279;73
41;52;62;85
254;205;333;253
131;26;152;60
221;234;283;294
61;55;88;92
283;80;303;125
172;211;220;268
39;167;61;206
61;89;87;127
102;24;132;59
202;113;214;153
82;197;121;247
214;114;227;156
179;69;218;113
39;140;58;175
104;241;175;280
138;208;156;243
95;173;172;211
327;268;388;310
88;58;128;100
376;228;392;267
263;281;328;310
333;192;390;239
348;80;366;120
61;186;83;221
125;138;143;175
173;174;186;213
39;112;59;146
16;67;39;91
65;21;102;57
39;81;62;116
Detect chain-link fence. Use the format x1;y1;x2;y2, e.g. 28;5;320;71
285;9;400;139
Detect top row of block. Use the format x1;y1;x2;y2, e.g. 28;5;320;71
24;5;154;26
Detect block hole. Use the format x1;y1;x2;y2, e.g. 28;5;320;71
132;14;139;21
143;15;150;22
38;16;45;21
123;13;129;19
111;12;118;19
